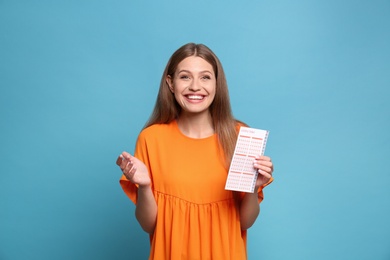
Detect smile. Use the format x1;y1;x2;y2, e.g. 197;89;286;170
186;95;205;100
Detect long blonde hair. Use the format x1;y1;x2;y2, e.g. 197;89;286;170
144;43;244;167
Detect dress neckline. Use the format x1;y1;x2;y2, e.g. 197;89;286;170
172;120;216;141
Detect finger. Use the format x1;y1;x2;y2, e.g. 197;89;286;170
117;151;130;166
254;157;272;165
120;158;131;171
256;160;273;168
258;169;272;180
118;151;134;167
255;155;271;161
124;164;137;180
255;165;272;174
116;155;124;166
123;159;134;172
123;168;134;180
254;162;272;172
254;158;273;167
122;151;133;161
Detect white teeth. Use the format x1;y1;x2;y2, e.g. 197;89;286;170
187;95;204;100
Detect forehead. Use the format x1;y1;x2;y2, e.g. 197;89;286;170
176;56;214;73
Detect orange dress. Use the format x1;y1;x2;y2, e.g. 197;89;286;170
120;120;272;260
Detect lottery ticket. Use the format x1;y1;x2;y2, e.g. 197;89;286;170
225;127;269;193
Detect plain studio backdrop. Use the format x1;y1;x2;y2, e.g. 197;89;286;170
1;1;389;259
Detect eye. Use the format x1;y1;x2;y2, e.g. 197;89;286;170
179;74;190;80
201;75;211;80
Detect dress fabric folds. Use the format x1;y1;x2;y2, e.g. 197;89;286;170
120;120;269;260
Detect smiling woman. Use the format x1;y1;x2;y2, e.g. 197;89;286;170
166;56;217;120
1;0;389;259
116;43;274;260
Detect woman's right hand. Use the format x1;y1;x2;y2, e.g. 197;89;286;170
116;151;151;187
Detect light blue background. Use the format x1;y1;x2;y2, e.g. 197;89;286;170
1;1;389;259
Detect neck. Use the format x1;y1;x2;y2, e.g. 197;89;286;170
177;112;214;138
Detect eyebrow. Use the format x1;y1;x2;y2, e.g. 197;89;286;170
177;69;213;74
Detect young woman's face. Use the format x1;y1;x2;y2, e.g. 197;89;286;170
167;56;216;116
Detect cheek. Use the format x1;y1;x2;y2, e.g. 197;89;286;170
173;92;185;105
208;84;217;97
210;92;216;103
174;94;187;109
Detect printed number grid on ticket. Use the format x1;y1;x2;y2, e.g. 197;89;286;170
225;127;269;193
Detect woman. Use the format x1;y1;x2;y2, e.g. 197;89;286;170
117;43;274;259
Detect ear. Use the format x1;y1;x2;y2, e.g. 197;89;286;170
166;75;174;93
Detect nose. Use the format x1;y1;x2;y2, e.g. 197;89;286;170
189;79;201;91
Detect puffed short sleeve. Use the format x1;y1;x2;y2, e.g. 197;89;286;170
119;131;151;204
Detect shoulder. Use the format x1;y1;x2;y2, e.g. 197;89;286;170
141;123;168;134
138;121;176;140
235;120;248;131
135;121;179;155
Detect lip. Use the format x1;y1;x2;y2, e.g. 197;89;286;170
184;94;206;102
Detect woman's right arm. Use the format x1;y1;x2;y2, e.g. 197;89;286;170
117;152;157;234
135;184;157;233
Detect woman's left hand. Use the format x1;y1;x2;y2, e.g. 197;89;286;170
253;155;274;188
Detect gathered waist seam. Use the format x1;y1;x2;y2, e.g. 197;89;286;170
153;189;235;206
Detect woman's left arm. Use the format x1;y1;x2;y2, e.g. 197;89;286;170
240;155;274;230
